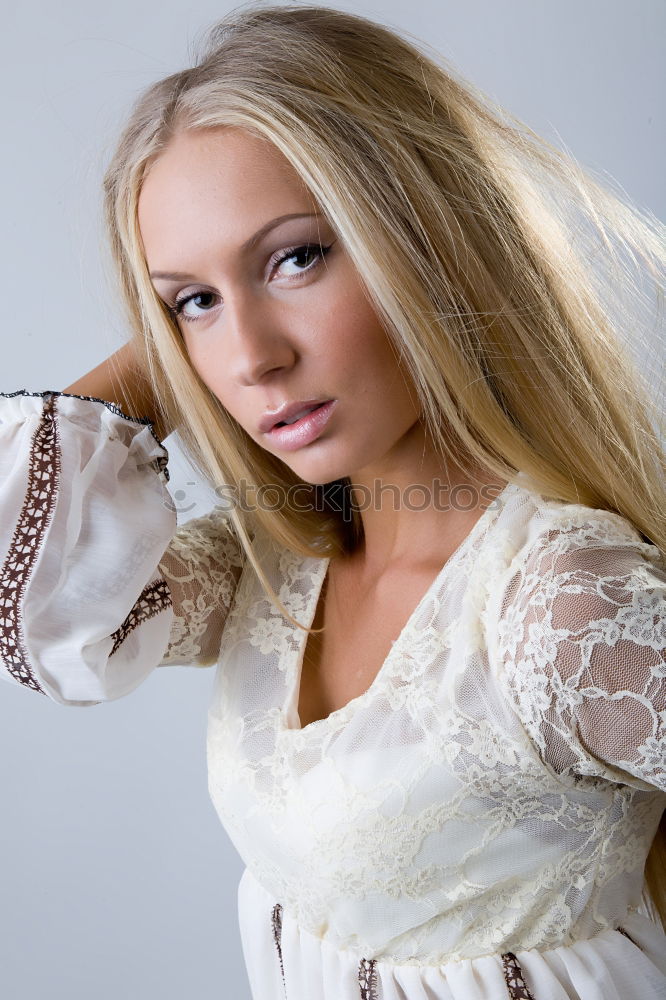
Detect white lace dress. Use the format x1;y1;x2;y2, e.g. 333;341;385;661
1;391;665;1000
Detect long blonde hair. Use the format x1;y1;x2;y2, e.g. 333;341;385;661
102;3;665;926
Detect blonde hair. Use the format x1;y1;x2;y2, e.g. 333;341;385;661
102;3;665;926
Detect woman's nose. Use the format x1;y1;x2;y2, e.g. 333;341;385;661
225;300;298;386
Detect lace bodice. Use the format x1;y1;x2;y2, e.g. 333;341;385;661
206;483;665;963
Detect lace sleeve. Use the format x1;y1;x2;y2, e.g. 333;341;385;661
157;507;245;667
494;514;666;793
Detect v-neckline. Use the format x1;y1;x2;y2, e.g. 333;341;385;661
281;481;515;735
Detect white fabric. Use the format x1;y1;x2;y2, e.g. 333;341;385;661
210;480;666;998
1;392;665;999
238;869;666;999
0;392;176;703
157;506;245;668
0;392;244;702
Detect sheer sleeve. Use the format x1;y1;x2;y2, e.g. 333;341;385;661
492;513;666;793
157;506;245;668
0;391;244;706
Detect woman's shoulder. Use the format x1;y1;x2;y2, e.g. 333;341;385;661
495;479;660;564
482;481;664;639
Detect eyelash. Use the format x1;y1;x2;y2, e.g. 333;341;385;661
167;242;333;324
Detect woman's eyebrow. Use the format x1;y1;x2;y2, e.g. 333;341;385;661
149;211;323;281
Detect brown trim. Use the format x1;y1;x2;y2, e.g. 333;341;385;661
358;957;378;999
1;390;169;478
501;951;536;999
271;902;287;996
0;393;62;695
617;926;641;950
109;579;172;658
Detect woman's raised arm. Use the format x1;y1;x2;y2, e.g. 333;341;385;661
63;341;171;442
0;390;245;706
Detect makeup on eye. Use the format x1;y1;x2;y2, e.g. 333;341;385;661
163;241;334;323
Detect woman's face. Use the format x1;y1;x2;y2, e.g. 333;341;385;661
138;126;421;486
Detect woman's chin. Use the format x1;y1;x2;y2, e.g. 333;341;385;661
263;438;346;484
287;465;350;488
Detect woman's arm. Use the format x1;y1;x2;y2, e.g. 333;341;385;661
0;391;245;704
0;391;175;704
63;341;171;441
492;518;666;792
157;507;246;668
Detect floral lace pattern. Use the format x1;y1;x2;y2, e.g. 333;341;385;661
157;507;245;667
495;519;666;792
207;484;666;970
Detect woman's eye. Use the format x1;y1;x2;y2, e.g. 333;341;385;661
272;242;332;277
169;291;219;323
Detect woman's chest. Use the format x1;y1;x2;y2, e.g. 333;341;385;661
298;620;389;729
297;565;441;728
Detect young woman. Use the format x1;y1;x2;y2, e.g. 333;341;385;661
1;5;664;998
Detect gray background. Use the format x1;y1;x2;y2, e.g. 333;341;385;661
0;2;663;998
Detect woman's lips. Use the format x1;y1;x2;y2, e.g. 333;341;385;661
264;400;337;451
